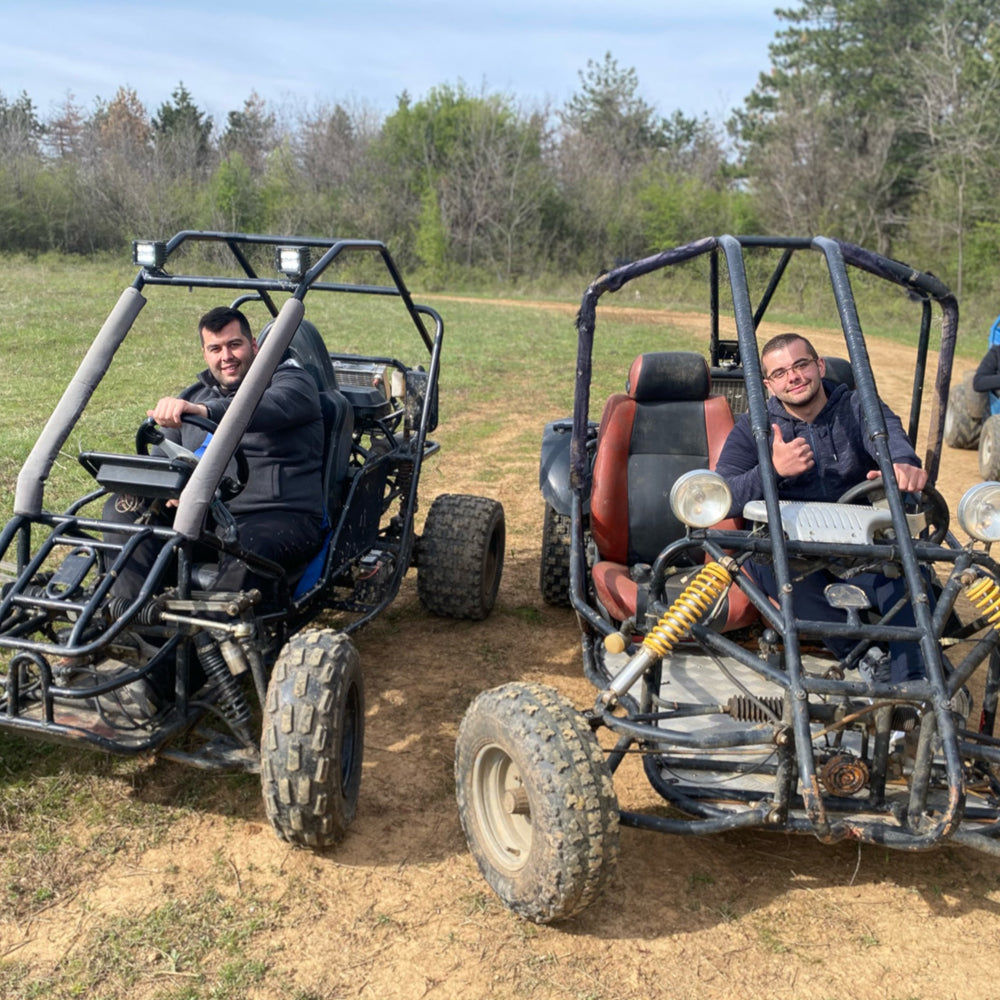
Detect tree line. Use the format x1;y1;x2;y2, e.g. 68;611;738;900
3;0;999;307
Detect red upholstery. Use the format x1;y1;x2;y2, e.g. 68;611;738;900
590;393;636;566
589;352;755;630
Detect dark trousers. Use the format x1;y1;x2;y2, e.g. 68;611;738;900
744;561;928;683
213;509;325;593
102;494;324;601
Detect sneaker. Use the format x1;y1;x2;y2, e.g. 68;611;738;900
858;646;891;684
120;678;159;716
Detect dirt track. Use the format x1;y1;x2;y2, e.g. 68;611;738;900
2;306;994;1000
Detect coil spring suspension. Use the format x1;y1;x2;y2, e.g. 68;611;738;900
966;576;1000;631
643;561;733;657
194;633;252;742
601;560;735;706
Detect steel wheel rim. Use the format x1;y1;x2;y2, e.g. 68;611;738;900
471;743;532;872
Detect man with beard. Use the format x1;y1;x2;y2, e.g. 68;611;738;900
107;305;326;600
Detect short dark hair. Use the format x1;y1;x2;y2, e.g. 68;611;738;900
198;306;252;344
760;332;819;364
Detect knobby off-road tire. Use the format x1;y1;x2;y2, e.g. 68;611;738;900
539;503;572;606
455;682;619;923
980;414;1000;480
261;629;364;848
944;372;986;449
417;493;505;620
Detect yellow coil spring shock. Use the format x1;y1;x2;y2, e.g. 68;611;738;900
602;560;734;706
966;575;1000;631
643;561;734;657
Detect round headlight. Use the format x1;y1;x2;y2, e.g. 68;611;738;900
669;469;733;529
957;481;1000;542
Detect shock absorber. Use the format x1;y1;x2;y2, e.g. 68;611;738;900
194;632;253;745
599;561;733;707
966;575;1000;630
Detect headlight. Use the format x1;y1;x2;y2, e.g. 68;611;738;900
275;245;311;280
669;469;733;529
132;240;167;269
957;481;1000;542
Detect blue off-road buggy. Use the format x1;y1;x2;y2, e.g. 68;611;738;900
0;231;505;848
455;234;1000;923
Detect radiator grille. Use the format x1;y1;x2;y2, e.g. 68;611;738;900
711;376;747;415
333;362;384;389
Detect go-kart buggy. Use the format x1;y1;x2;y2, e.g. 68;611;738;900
944;313;1000;480
0;230;505;848
455;234;1000;923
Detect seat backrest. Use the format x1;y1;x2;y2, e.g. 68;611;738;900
590;351;736;566
259;318;338;391
822;356;855;389
259;319;354;510
318;388;354;505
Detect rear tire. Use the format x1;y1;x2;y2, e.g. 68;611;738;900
261;629;364;849
539;503;572;606
980;414;1000;480
417;494;505;619
455;682;619;923
945;372;986;449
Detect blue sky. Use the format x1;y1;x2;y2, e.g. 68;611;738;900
3;1;783;125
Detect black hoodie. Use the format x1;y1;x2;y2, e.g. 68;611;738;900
167;358;325;520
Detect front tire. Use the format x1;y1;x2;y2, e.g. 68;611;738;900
417;494;505;619
455;682;619;923
261;629;365;848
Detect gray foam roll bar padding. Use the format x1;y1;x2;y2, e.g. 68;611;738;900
14;286;147;516
173;297;305;540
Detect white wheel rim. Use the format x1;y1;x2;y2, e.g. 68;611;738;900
470;743;532;872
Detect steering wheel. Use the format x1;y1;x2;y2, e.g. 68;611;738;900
837;475;949;545
135;415;249;501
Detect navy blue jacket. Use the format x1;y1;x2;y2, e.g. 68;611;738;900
716;380;921;517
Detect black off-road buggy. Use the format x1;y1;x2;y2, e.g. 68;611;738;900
455;234;1000;923
0;231;505;847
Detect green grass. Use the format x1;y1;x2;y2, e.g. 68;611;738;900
2;890;276;998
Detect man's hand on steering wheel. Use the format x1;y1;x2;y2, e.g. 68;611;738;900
845;470;948;544
147;396;208;429
867;463;928;493
135;411;248;502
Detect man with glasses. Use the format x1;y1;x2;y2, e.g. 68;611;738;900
716;332;929;684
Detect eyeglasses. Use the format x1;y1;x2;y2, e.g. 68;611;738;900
763;357;817;383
